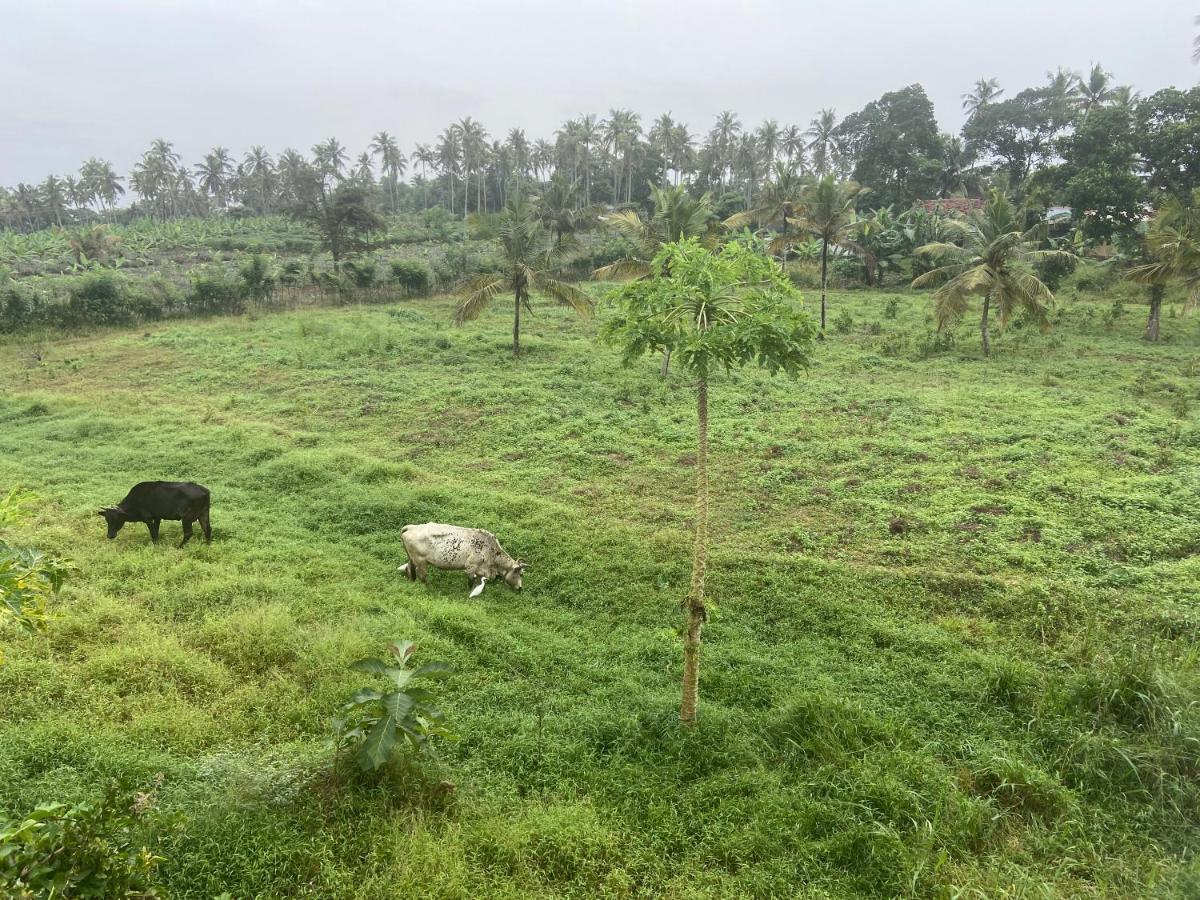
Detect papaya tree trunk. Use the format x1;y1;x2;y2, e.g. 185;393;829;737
661;349;672;377
1145;284;1164;342
980;293;991;356
680;376;709;726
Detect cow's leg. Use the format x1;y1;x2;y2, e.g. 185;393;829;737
469;577;487;599
180;519;194;547
199;510;212;543
147;519;160;542
415;561;429;584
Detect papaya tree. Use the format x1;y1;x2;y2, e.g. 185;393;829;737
602;238;815;725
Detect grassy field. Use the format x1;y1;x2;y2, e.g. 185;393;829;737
1;286;1198;897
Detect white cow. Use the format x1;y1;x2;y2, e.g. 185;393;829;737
398;522;526;598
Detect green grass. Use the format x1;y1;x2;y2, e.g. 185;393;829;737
1;286;1198;897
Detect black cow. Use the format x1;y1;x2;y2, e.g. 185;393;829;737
98;481;212;546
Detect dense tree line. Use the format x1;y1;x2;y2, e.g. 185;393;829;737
3;67;1198;238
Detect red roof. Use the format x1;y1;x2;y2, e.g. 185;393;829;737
921;198;984;215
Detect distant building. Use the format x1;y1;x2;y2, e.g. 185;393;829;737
920;197;984;215
1045;206;1072;224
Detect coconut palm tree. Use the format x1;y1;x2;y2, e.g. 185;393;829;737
352;152;375;188
781;124;807;174
39;176;67;227
723;164;807;249
455;192;593;355
596;184;716;374
1077;63;1113;113
243;146;274;212
275;149;308;208
594;184;715;281
312;138;348;181
709;111;741;190
437;128;462;215
532;139;554;183
806;109;839;177
1044;68;1081;125
455;117;488;215
1128;195;1200;341
533;173;595;254
370;131;405;213
412;143;436;209
670;122;697;186
649;113;677;188
795;176;866;332
506;129;531;187
576;114;602;206
962;78;1004;116
82;159;124;215
912;190;1072;355
757;120;781;179
195;148;234;209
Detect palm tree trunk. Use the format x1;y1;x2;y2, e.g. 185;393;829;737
1145;285;1164;342
680;376;709;726
513;289;521;356
980;294;991;356
819;240;829;333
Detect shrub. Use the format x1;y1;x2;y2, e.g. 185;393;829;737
277;259;305;286
884;297;899;319
390;258;433;296
238;253;276;304
187;270;244;316
833;309;854;334
916;327;956;358
67;271;136;327
0;282;35;333
1035;252;1077;292
832;256;864;285
0;779;167;897
1071;261;1118;294
333;640;454;773
342;258;378;290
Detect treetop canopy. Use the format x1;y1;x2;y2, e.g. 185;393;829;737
601;237;816;379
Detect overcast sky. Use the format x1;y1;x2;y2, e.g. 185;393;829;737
1;0;1196;185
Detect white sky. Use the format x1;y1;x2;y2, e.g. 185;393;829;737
1;0;1196;184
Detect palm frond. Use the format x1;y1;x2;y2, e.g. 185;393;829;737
534;275;595;318
455;273;506;324
723;210;756;230
1005;269;1054;330
1127;260;1172;286
915;242;969;263
912;261;971;289
593;258;653;281
932;287;971;331
600;210;649;245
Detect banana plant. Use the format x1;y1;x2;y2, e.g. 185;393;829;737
333;640;454;772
